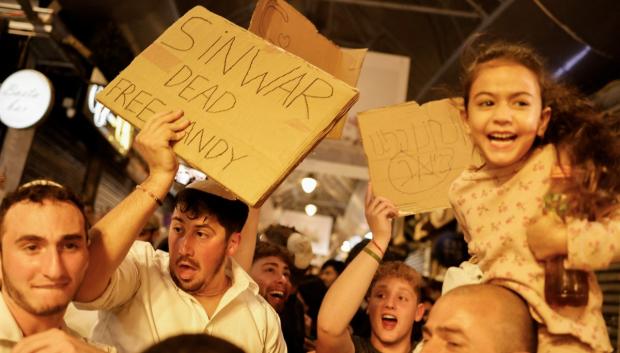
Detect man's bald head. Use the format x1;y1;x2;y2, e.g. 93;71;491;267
421;284;536;353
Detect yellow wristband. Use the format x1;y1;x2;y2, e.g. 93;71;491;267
370;239;385;255
136;184;163;206
363;247;381;264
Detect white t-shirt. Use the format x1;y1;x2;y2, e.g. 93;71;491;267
75;242;286;353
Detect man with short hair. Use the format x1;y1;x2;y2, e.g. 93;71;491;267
317;185;425;353
250;241;294;314
251;241;308;353
0;181;113;353
420;284;536;353
72;111;285;353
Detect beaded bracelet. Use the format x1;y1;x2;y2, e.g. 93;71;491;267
363;247;382;264
136;184;163;206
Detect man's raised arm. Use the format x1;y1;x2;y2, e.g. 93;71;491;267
76;110;190;302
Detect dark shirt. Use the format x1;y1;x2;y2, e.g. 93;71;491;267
352;336;381;353
281;295;305;353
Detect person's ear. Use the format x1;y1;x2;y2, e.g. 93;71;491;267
538;106;552;137
414;303;425;322
226;232;241;256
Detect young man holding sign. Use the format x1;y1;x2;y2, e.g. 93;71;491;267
71;111;285;353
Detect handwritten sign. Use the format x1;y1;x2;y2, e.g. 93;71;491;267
96;6;358;206
358;99;478;214
249;0;366;139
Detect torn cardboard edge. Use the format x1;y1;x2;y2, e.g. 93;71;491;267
248;0;366;140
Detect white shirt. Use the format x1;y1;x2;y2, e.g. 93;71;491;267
75;242;286;353
0;293;22;353
0;293;115;353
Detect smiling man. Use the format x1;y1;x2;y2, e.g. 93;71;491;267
420;284;536;353
250;241;308;353
317;185;425;353
250;241;293;314
0;181;113;353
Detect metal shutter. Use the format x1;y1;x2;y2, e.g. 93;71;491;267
597;263;620;351
20;122;88;193
94;164;134;218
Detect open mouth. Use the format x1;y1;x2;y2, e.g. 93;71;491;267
176;262;198;280
176;259;198;270
268;290;285;299
381;314;398;328
488;132;517;142
179;263;195;269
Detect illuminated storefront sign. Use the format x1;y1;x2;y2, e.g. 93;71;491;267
87;84;134;155
0;70;53;129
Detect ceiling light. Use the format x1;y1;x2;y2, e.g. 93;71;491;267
301;176;318;193
305;203;317;216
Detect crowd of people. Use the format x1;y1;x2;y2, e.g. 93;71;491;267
1;39;620;353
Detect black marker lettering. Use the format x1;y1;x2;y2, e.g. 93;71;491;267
161;16;212;52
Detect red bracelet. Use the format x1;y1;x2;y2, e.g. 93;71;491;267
371;239;385;255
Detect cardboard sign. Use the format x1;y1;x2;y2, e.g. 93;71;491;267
249;0;366;139
358;99;477;214
97;6;359;206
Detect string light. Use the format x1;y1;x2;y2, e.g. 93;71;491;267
305;203;318;216
301;176;318;193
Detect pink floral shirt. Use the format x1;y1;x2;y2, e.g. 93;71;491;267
449;144;616;352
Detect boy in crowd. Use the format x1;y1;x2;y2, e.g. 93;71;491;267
317;185;425;353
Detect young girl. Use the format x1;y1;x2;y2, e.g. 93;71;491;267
449;41;620;353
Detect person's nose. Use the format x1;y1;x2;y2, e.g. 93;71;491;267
384;294;396;309
178;234;194;256
42;248;67;280
492;101;513;125
275;271;288;285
